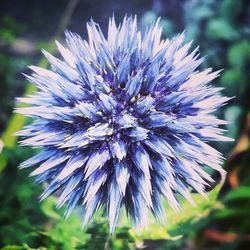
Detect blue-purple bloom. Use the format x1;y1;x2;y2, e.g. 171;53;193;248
16;16;231;232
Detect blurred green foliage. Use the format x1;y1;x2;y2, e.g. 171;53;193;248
0;15;26;44
1;0;250;249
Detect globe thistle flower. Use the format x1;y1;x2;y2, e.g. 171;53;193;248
16;16;231;232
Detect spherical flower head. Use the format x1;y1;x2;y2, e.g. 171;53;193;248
16;16;232;233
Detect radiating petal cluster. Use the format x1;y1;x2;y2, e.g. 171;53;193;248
16;16;232;232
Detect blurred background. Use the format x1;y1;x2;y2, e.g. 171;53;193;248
0;0;250;249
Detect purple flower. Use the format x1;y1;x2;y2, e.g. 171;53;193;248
16;16;232;232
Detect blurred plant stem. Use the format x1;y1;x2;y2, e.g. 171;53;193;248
0;0;79;172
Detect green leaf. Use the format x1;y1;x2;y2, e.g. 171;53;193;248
1;245;46;250
1;246;27;250
41;197;61;221
206;18;239;41
224;187;250;201
192;5;213;20
0;153;8;172
228;41;250;70
220;69;246;97
215;208;250;219
219;0;243;22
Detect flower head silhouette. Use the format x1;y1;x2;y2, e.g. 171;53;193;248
16;16;231;232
